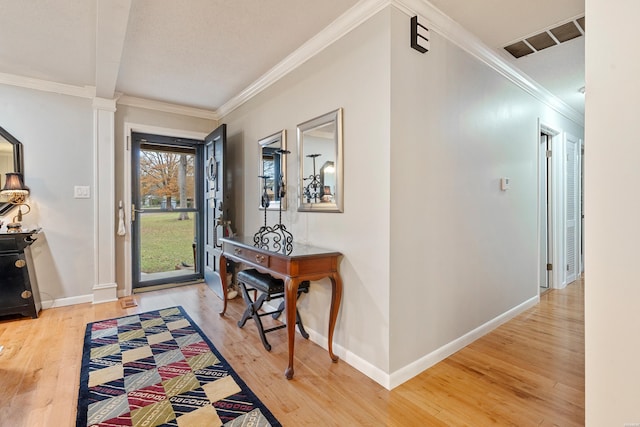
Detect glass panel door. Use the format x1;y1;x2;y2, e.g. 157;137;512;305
132;133;203;290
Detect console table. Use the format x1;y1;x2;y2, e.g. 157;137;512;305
219;236;342;379
0;229;41;318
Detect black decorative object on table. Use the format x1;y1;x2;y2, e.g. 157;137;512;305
253;149;293;255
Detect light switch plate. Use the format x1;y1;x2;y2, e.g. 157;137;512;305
74;185;90;199
500;177;510;191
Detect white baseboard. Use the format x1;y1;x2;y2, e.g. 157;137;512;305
40;283;122;309
388;295;539;389
305;327;392;388
306;295;539;390
93;282;118;304
41;294;93;309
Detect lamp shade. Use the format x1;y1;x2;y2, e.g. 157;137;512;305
1;172;29;195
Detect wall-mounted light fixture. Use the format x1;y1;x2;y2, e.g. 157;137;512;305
1;172;31;232
411;16;430;53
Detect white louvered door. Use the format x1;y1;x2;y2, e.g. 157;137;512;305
565;133;580;283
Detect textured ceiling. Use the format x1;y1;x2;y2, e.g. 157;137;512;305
0;0;96;85
0;0;584;115
116;0;360;109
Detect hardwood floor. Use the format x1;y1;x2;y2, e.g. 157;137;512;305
0;278;584;426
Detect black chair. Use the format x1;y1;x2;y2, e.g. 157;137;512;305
236;268;310;351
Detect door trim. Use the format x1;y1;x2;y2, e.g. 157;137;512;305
538;121;561;292
122;123;208;298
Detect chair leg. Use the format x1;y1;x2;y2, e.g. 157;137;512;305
295;308;309;339
237;282;273;351
253;310;272;351
271;292;309;339
237;283;255;328
272;287;308;319
272;300;285;320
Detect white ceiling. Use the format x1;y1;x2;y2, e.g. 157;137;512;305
0;0;584;116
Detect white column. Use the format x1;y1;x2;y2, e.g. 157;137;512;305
92;97;118;303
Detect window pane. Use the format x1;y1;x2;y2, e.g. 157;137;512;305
139;147;196;210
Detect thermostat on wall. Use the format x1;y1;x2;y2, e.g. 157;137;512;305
500;177;510;191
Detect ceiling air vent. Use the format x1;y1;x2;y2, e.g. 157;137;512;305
504;15;585;59
504;41;534;59
526;32;557;51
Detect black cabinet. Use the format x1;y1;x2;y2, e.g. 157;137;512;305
0;230;41;318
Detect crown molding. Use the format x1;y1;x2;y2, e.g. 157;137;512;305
0;72;96;99
0;72;217;121
218;0;583;126
216;0;390;119
117;95;218;121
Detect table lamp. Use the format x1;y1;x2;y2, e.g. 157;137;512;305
1;172;30;232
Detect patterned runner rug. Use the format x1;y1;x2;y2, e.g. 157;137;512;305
76;306;281;427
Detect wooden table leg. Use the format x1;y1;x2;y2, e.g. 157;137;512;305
218;254;228;316
327;272;343;362
284;277;301;379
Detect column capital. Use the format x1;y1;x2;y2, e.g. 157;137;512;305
93;96;118;112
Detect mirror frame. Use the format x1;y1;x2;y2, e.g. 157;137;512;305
258;129;287;211
0;126;24;216
297;108;343;212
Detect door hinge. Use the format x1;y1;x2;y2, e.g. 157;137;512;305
546;263;553;271
546;150;552;158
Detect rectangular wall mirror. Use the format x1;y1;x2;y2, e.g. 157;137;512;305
258;130;287;211
297;108;343;212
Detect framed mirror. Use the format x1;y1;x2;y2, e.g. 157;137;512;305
297;108;343;212
258;130;287;210
0;126;24;216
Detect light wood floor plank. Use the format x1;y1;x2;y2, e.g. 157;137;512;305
0;278;584;426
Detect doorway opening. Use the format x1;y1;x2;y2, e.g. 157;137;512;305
539;128;555;291
131;132;204;291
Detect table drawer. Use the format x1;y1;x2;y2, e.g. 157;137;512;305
229;245;270;268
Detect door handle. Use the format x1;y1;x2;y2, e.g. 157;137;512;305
131;204;145;222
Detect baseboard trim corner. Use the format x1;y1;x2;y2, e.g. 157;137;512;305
388;295;539;389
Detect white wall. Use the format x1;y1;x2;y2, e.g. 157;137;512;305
0;84;95;306
388;7;584;373
222;9;393;376
585;0;640;424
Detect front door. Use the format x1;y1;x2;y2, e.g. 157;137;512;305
131;132;204;290
203;124;231;299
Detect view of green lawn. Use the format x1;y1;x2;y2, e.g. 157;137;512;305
140;212;195;273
